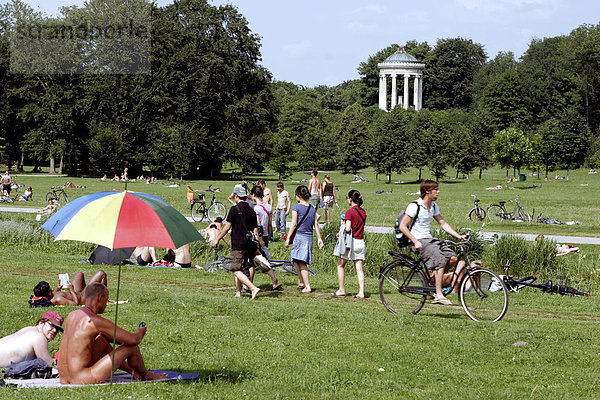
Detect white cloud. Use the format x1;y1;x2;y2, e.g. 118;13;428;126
353;4;387;14
454;0;560;12
282;40;313;58
347;22;378;34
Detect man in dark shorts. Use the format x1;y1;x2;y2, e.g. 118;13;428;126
399;179;466;305
212;184;262;299
132;247;157;266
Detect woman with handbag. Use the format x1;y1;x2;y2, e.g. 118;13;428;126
332;190;366;299
285;185;324;293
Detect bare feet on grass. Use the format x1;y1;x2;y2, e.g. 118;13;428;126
251;287;260;299
142;371;168;381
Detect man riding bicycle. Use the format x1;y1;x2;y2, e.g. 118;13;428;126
399;179;466;305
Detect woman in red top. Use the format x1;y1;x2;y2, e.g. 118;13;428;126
333;190;366;298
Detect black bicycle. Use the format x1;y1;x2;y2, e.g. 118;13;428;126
468;195;486;221
487;196;532;222
501;260;590;297
46;186;69;203
190;184;227;222
379;235;509;321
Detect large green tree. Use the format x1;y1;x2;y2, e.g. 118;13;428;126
492;127;533;179
424;38;486;111
335;104;370;174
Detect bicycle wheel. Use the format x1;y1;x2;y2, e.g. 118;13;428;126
379;262;428;315
46;192;57;202
459;268;509;322
208;202;227;221
190;202;206;222
59;191;69;203
518;207;531;222
280;261;316;276
486;205;504;222
204;258;231;272
469;207;486;221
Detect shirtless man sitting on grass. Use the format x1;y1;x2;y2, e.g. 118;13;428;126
0;311;63;367
58;282;166;384
30;270;107;307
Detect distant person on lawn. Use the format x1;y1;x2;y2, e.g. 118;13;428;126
29;270;107;307
58;283;166;384
0;311;63;368
398;179;466;306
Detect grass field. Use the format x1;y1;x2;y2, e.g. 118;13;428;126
1;166;599;398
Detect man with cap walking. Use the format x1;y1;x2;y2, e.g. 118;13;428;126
212;184;262;299
0;311;64;367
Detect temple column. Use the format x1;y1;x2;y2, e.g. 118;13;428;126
420;76;424;110
378;74;387;111
391;74;397;109
403;74;409;110
413;76;419;110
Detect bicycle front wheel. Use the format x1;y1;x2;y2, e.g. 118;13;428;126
459;268;509;322
518;207;531;222
469;207;486;221
379;262;428;314
204;259;231;272
208;202;227;221
59;191;69;203
486;205;504;222
280;261;316;276
190;202;205;222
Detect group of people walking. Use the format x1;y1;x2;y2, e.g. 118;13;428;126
212;172;366;299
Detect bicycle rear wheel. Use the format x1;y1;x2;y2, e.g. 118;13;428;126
379;261;428;314
208;202;227;221
469;207;486;221
486;205;504;222
280;261;316;276
46;192;56;202
204;258;231;272
190;202;205;222
459;268;509;322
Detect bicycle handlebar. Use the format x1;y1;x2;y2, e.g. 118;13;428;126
440;234;471;247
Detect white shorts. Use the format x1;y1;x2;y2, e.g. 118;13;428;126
322;195;334;209
343;238;365;261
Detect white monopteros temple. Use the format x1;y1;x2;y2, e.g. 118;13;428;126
377;45;425;111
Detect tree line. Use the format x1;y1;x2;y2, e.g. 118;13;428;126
0;0;599;179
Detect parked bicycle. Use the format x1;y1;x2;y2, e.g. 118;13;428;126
487;196;532;222
204;248;316;276
190;184;227;222
501;260;590;296
379;235;509;321
468;195;486;221
46;186;69;203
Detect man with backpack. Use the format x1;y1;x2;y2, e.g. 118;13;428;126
398;179;466;305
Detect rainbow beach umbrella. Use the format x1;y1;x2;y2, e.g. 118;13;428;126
41;190;202;249
41;190;202;382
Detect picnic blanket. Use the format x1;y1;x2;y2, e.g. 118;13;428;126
3;370;200;388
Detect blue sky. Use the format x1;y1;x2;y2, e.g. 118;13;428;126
12;0;600;87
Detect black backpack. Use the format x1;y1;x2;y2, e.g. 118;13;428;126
394;201;419;247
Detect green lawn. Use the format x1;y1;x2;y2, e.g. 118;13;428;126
1;167;599;398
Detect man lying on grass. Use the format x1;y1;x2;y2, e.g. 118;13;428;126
57;282;166;384
29;270;107;307
0;311;63;367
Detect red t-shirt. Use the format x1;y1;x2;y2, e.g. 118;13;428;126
345;206;366;239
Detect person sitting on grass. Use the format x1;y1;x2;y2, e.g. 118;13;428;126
0;311;63;368
132;246;157;266
17;186;33;201
399;179;466;306
29;270;108;307
57;283;166;384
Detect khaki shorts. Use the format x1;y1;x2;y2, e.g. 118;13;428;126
411;238;456;270
309;194;320;209
230;249;253;271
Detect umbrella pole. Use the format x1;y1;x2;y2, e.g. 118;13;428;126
110;253;123;384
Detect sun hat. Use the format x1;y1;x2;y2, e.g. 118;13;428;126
42;311;64;332
232;184;247;198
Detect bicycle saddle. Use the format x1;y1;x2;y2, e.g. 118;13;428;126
499;201;506;206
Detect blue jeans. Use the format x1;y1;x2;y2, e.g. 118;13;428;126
275;209;287;234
